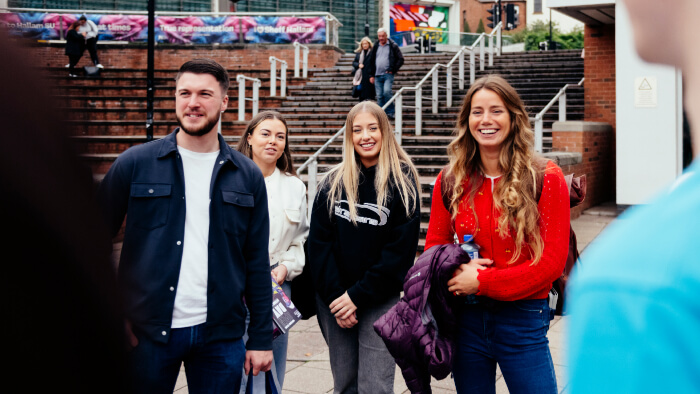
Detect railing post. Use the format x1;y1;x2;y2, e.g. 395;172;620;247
418;36;424;54
302;46;309;78
432;69;438;114
479;36;485;71
470;50;476;85
269;57;277;97
559;92;567;122
497;26;502;56
294;42;300;78
535;118;543;153
395;93;403;145
446;66;453;108
280;62;287;97
308;159;318;218
415;87;422;136
238;75;245;121
488;34;494;67
459;50;465;90
252;79;260;117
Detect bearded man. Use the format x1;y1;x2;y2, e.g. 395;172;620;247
98;58;272;394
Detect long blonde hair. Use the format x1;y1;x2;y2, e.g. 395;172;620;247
446;75;544;264
322;101;419;224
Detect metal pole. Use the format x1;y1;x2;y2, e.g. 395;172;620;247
294;43;300;78
281;62;287;97
559;92;567;122
146;0;155;141
364;0;369;37
415;87;422;136
488;34;494;67
238;15;243;43
395;94;402;145
308;159;318;217
497;25;502;56
535;118;543;153
303;47;309;78
446;66;452;108
238;76;245;121
549;8;553;51
479;37;485;71
470;50;476;85
270;57;277;97
432;70;438;114
253;79;260;116
459;50;465;90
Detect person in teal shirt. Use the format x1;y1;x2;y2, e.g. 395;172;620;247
567;0;700;392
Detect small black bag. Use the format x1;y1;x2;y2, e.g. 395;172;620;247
351;84;361;98
290;242;317;320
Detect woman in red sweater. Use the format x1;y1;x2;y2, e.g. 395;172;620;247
425;75;570;393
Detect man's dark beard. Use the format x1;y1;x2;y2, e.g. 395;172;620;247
176;113;220;137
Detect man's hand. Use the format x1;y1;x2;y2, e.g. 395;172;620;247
359;64;364;69
330;292;357;320
272;264;288;285
447;259;493;296
369;77;375;84
244;350;273;376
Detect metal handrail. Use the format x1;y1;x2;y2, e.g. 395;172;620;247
297;25;505;212
269;56;287;97
531;77;585;153
293;42;309;78
236;74;261;121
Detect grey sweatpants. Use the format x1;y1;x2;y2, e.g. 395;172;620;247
316;293;398;394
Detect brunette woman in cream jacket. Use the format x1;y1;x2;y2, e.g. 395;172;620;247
237;111;309;393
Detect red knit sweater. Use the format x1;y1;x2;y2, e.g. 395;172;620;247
425;161;570;301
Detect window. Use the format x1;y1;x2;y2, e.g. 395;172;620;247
534;0;543;14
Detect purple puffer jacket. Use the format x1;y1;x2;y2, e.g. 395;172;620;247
373;243;469;393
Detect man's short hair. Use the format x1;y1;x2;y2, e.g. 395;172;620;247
175;59;230;96
79;15;87;21
377;27;388;35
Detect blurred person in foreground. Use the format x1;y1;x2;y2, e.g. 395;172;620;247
567;0;700;392
1;37;126;392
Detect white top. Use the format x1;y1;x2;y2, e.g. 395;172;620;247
78;19;99;39
171;146;219;328
265;167;309;281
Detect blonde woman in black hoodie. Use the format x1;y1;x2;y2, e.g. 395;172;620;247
308;101;420;393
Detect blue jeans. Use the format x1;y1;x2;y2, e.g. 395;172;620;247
128;323;245;394
374;73;395;116
453;299;557;394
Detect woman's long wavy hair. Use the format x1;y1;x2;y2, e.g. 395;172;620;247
236;110;296;176
447;75;544;264
322;101;419;224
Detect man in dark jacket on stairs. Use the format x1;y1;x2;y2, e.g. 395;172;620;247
368;27;404;119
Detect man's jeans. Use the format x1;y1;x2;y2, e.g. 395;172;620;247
374;73;395;116
452;298;557;394
128;322;245;394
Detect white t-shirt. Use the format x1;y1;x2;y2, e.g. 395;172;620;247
171;146;219;328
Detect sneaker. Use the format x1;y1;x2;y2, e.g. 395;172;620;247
69;73;77;77
65;64;70;68
95;64;104;69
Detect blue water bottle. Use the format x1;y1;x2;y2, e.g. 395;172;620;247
458;235;481;304
460;234;480;260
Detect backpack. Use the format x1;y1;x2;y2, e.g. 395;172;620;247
439;161;586;315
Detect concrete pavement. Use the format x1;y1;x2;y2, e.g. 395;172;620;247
173;203;619;393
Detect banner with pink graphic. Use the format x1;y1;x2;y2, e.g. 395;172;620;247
0;12;326;44
390;2;449;47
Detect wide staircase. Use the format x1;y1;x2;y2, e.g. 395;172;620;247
51;48;583;251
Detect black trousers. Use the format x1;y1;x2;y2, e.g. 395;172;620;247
68;54;82;74
85;37;99;64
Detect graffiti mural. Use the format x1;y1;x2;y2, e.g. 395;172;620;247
390;2;449;47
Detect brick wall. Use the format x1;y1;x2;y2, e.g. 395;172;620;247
26;42;344;71
551;121;614;218
583;24;615;127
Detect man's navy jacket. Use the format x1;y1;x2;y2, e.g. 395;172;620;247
98;130;272;350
